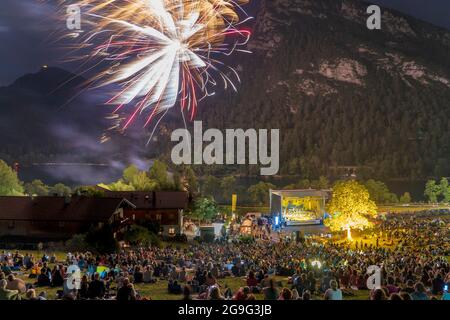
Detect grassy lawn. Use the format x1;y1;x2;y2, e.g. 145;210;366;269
134;276;371;300
6;247;447;300
3;249;372;300
18;273;371;300
378;204;450;213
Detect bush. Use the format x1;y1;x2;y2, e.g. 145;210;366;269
193;234;215;243
65;234;90;252
166;233;188;243
85;224;119;254
74;186;105;197
140;220;161;235
124;225;161;247
238;235;254;243
175;233;188;243
202;233;216;243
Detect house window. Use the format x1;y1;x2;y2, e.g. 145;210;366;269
168;227;176;235
156;214;162;221
58;221;65;228
8;221;15;229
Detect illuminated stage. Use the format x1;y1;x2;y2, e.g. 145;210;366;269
270;189;329;226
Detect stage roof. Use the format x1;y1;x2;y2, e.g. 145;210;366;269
270;189;330;198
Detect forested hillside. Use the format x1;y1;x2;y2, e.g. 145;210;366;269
194;0;450;180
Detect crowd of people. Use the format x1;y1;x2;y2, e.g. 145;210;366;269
0;213;449;301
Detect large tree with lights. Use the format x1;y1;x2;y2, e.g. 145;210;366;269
325;180;377;240
0;160;23;196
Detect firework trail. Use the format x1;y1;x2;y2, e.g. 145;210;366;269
59;0;252;143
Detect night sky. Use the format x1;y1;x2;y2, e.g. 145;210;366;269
0;0;449;86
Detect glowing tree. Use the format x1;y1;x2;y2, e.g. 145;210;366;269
0;160;23;196
325;180;377;240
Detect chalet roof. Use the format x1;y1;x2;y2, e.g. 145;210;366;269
0;196;131;221
99;191;154;209
154;191;189;209
98;190;188;209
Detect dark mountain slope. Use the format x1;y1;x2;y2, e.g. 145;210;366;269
195;0;450;180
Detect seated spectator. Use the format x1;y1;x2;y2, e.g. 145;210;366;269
400;280;415;294
385;276;399;295
291;288;300;300
411;282;429;300
37;270;51;287
88;273;106;299
205;272;217;287
399;292;412;300
0;279;20;300
133;266;143;284
182;285;192;301
78;275;89;299
29;265;40;279
371;288;387;300
324;280;342;300
260;274;270;289
38;291;47;300
279;288;293;300
247;270;258;288
431;273;445;295
442;290;450;301
306;271;316;293
223;284;233;300
320;271;333;292
256;270;265;283
116;272;129;289
1;263;12;276
294;273;308;295
25;289;39;300
116;278;136;301
6;274;26;293
169;266;178;280
179;267;187;283
143;266;155;284
209;286;225;300
168;280;182;294
62;293;77;300
51;266;64;287
231;264;239;277
211;264;220;279
302;290;311;301
234;286;251;300
41;254;48;263
49;254;57;264
389;293;403;300
247;293;256;300
263;278;279;300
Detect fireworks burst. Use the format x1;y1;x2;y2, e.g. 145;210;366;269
61;0;252;142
